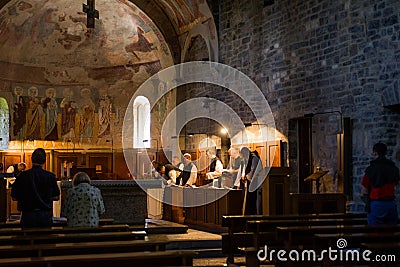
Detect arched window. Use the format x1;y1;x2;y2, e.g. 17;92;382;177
0;98;9;150
133;96;150;148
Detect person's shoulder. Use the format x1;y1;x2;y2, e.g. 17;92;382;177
42;168;56;177
91;184;102;192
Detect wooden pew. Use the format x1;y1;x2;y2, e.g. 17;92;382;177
0;224;130;236
0;239;169;258
0;230;146;246
276;224;400;249
0;218;115;228
246;218;368;259
315;231;400;248
221;213;366;264
248;224;400;267
315;231;400;267
0;250;197;267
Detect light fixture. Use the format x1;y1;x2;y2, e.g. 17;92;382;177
244;122;270;127
220;128;228;135
106;139;113;149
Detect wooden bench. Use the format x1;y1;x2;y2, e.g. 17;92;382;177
315;231;400;267
0;250;197;267
246;218;368;256
0;218;115;228
315;231;400;248
0;230;147;246
276;224;400;249
0;224;130;236
248;224;400;267
221;213;366;264
0;238;169;258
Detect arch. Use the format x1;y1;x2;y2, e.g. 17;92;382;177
133;96;150;148
0;97;9;150
181;24;218;62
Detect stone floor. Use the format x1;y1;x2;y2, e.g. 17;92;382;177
193;257;246;267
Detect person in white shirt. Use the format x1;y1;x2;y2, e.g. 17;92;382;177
177;153;197;186
6;162;26;178
205;149;223;181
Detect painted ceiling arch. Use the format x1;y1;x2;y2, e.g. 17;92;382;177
0;0;217;67
0;0;175;85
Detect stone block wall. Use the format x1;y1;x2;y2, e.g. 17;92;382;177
195;0;400;212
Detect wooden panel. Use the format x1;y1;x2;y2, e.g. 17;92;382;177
88;153;112;175
2;152;50;171
113;151;130;180
54;152;81;178
3;154;23;171
0;179;6;222
289;193;347;214
262;167;291;215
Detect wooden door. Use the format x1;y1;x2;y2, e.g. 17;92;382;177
297;118;313;193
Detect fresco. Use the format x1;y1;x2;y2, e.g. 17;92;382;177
159;0;216;38
0;0;172;80
10;84;103;141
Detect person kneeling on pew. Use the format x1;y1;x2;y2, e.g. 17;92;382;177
64;172;105;227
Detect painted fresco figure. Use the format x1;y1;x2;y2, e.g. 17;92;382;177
125;26;156;59
42;88;58;140
97;94;112;138
79;88;95;140
25;86;42;140
60;88;76;138
12;86;26;139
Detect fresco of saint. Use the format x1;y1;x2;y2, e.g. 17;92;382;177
79;88;95;140
25;86;41;140
42;87;58;140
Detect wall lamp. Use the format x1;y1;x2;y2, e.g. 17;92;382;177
244;123;269;127
304;111;343;133
106;139;113;151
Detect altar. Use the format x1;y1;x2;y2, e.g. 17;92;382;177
61;180;163;224
163;186;243;226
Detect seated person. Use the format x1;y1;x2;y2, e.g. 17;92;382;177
64;172;105;227
205;149;223;180
176;153;197;187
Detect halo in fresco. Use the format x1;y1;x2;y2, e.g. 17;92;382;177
122;61;276;207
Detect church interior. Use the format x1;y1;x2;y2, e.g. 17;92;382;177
0;0;399;266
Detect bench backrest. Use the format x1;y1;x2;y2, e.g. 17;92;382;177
0;230;147;246
222;213;366;231
0;250;197;267
0;224;130;236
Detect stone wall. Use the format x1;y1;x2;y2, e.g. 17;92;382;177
208;0;400;212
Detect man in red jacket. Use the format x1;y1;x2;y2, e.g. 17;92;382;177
362;143;400;225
